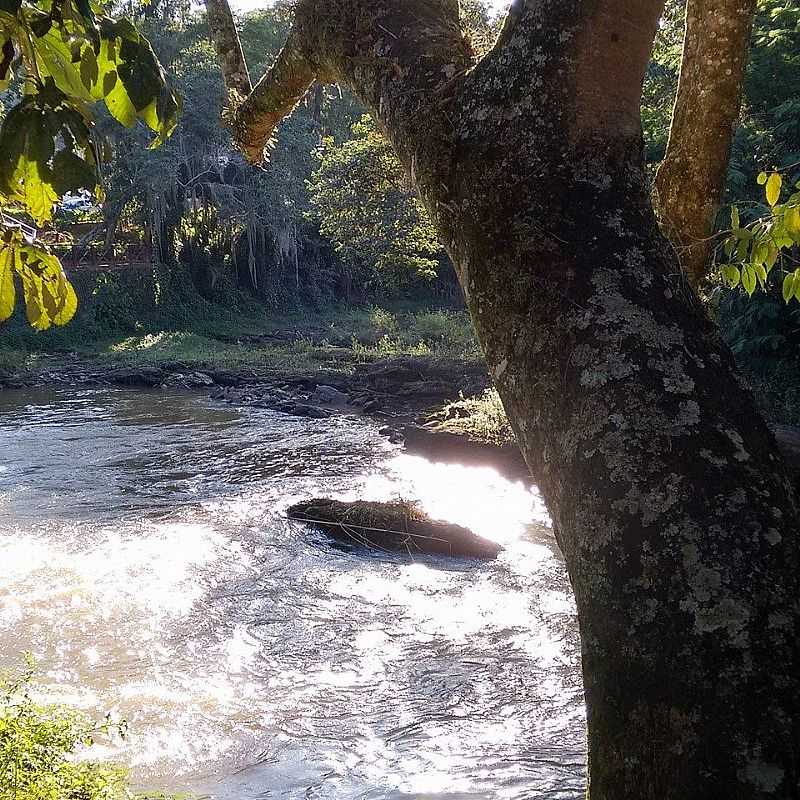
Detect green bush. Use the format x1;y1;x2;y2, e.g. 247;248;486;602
368;306;399;338
407;310;478;355
431;389;516;446
0;660;176;800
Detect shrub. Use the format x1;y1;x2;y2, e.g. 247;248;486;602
407;310;478;356
0;660;176;800
431;389;516;446
368;307;399;338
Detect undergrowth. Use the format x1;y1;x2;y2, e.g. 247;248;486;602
0;659;180;800
429;389;516;446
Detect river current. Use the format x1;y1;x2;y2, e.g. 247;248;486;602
0;387;585;799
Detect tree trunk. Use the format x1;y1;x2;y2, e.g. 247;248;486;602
654;0;758;286
207;0;799;796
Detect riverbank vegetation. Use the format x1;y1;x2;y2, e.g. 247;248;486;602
1;0;799;414
0;660;176;800
0;0;800;385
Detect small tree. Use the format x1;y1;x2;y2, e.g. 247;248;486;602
307;115;444;297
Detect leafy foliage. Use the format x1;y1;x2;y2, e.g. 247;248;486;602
307;115;444;296
0;659;132;799
0;0;179;328
719;170;800;301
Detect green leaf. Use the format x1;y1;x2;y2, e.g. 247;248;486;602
79;46;98;92
13;240;78;329
731;205;740;230
36;29;94;102
722;264;741;287
752;242;768;265
741;265;757;296
104;76;137;126
783;272;796;302
23;153;59;224
0;240;14;322
0;103;60;224
766;246;779;270
736;237;751;262
723;236;736;258
757;171;769;186
785;205;800;236
766;172;783;207
754;262;768;288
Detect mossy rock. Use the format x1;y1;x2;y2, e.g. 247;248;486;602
287;498;503;559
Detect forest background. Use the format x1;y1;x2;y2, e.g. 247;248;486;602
1;0;799;421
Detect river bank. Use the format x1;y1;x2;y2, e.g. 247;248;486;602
7;324;800;482
0;330;531;480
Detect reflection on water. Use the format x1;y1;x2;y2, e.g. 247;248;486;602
0;387;585;799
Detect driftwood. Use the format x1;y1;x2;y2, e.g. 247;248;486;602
287;498;503;560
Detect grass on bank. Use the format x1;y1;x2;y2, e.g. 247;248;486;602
0;304;481;375
428;388;517;447
0;660;179;800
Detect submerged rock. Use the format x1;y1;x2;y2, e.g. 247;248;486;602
287;498;502;560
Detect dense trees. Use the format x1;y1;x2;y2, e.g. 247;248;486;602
207;0;798;797
307;115;445;298
2;0;799;343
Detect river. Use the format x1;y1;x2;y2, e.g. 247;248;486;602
0;386;585;799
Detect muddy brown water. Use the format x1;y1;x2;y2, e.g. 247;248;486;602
0;387;585;799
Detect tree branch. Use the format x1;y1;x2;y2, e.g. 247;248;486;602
204;0;252;98
234;24;317;164
569;0;665;142
654;0;758;287
478;0;664;146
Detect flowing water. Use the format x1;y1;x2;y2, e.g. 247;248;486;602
0;387;585;799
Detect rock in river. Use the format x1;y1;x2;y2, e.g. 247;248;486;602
287;498;503;560
312;384;350;405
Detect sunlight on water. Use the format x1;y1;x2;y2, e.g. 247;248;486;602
0;389;585;800
364;453;551;545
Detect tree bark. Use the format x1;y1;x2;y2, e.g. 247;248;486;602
204;0;252;97
654;0;758;286
207;1;799;796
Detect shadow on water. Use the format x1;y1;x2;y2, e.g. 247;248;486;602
0;387;585;799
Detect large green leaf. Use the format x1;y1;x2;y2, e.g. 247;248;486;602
35;27;94;101
2;231;78;330
0;239;14;322
0;102;60;224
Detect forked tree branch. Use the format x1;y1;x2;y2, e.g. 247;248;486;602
234;26;318;164
482;0;664;144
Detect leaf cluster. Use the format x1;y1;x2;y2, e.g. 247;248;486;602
720;170;800;302
0;659;129;800
0;0;179;329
